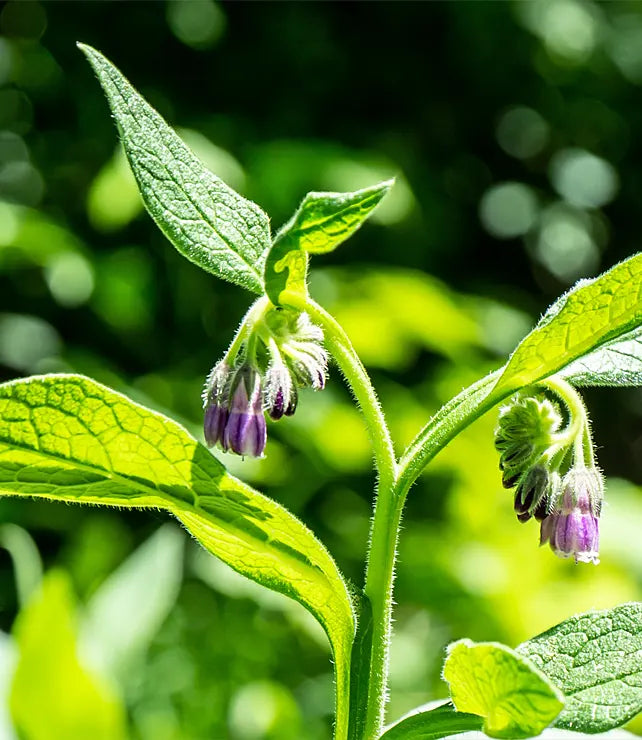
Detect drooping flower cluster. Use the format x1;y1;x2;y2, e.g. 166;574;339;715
494;388;603;565
203;307;327;458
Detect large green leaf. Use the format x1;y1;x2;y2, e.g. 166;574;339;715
10;570;127;740
78;44;270;294
265;181;392;304
494;254;642;395
379;702;482;739
0;374;355;739
442;639;564;739
518;602;642;733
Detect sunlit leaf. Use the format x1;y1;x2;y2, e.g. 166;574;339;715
265;181;392;304
518;602;642;733
10;571;127;740
78;43;270;294
442;639;563;738
0;374;355;738
494;254;642;394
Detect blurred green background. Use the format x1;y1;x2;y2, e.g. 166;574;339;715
2;1;642;738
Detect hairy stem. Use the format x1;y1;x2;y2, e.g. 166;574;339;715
281;291;398;738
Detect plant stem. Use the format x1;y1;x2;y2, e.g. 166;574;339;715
281;292;397;490
281;291;398;738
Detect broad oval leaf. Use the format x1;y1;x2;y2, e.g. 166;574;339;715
265;180;393;304
380;701;482;740
494;254;642;395
518;602;642;733
0;374;355;738
443;639;564;739
78;44;270;294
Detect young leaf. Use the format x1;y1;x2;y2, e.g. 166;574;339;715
561;324;642;386
78;43;270;294
442;639;564;739
0;374;355;739
494;253;642;395
517;602;642;733
264;180;393;304
379;701;483;740
10;571;127;740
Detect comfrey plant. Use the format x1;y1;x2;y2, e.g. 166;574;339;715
1;44;642;739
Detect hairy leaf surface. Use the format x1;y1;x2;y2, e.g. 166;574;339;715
0;374;354;737
79;44;270;293
494;254;642;394
561;325;642;386
265;181;392;304
518;602;642;733
443;639;563;738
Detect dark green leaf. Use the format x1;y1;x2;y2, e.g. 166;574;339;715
518;602;642;733
78;43;270;293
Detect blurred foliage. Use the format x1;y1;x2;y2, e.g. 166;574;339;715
2;0;642;737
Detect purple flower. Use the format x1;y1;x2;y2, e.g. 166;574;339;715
204;401;228;449
222;366;266;457
263;362;297;421
540;468;602;565
203;364;266;458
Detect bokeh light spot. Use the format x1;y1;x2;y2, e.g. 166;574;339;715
479;182;538;239
166;0;226;50
518;0;599;65
550;148;618;209
533;203;600;282
608;14;642;85
45;253;95;308
0;314;60;371
496;106;549;159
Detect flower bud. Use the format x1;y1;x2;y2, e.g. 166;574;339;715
203;362;266;458
264;361;297;421
514;465;549;523
223;365;267;457
539;467;603;564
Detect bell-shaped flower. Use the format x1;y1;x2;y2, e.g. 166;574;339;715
539;467;602;565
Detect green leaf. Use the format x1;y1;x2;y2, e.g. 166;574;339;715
78;43;270;294
379;702;483;739
0;374;355;739
10;570;127;740
561;324;642;386
442;639;564;739
517;602;642;733
494;254;642;395
264;180;393;304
